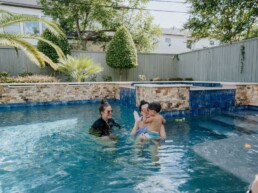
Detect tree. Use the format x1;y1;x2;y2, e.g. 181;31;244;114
39;0;161;52
58;55;103;82
112;9;161;52
39;0;119;48
37;28;71;63
0;9;65;70
184;1;258;43
106;26;137;80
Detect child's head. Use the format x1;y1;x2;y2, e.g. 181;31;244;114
148;102;161;114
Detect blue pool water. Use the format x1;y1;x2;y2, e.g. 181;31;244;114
0;103;256;193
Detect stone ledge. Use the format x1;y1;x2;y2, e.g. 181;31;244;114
134;84;191;88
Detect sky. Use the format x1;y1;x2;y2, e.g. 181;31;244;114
146;0;191;29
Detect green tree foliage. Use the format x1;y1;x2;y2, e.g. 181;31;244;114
184;1;258;43
106;26;137;79
113;9;161;52
0;9;65;70
39;0;161;52
58;55;103;82
37;28;71;63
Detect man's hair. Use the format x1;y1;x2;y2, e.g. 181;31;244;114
148;102;161;113
139;100;149;112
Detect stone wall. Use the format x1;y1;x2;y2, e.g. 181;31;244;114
0;83;120;104
235;85;258;106
136;85;190;111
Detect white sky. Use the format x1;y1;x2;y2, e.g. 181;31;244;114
146;0;191;29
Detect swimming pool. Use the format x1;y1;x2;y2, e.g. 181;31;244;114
0;103;254;192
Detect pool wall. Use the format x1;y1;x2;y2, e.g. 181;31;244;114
0;83;120;104
1;82;258;117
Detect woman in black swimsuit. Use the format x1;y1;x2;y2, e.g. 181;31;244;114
89;99;121;138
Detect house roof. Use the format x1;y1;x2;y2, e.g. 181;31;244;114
0;0;41;9
162;27;191;37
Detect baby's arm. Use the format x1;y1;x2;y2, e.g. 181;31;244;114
143;113;154;124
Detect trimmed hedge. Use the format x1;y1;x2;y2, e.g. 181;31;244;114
106;26;137;70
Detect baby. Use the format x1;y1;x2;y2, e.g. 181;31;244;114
141;101;166;140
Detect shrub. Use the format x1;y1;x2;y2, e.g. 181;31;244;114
37;28;71;63
106;26;137;80
102;75;112;82
0;75;59;83
138;74;146;81
19;72;34;77
89;74;97;82
185;77;194;81
58;55;103;82
0;71;8;78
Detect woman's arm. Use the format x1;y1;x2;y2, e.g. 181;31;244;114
131;111;141;135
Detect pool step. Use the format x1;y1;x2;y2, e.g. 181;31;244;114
223;112;258;124
193;134;258;183
211;115;258;134
198;121;240;137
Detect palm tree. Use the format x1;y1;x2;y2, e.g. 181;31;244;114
0;9;65;70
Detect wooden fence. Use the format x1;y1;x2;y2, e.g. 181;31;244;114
0;48;175;81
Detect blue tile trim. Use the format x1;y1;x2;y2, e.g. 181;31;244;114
0;98;119;109
189;89;236;115
120;87;136;107
247;105;258;111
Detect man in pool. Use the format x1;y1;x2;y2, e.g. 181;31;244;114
89;99;121;139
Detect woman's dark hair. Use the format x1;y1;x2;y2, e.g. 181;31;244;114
139;100;149;112
99;99;110;114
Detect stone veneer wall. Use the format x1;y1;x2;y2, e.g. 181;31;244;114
136;86;190;111
0;83;120;104
235;85;258;106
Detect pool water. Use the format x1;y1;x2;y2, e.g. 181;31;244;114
0;103;254;193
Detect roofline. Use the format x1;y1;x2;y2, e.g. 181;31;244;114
0;1;42;10
162;33;190;37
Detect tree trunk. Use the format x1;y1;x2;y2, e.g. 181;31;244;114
119;69;122;81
